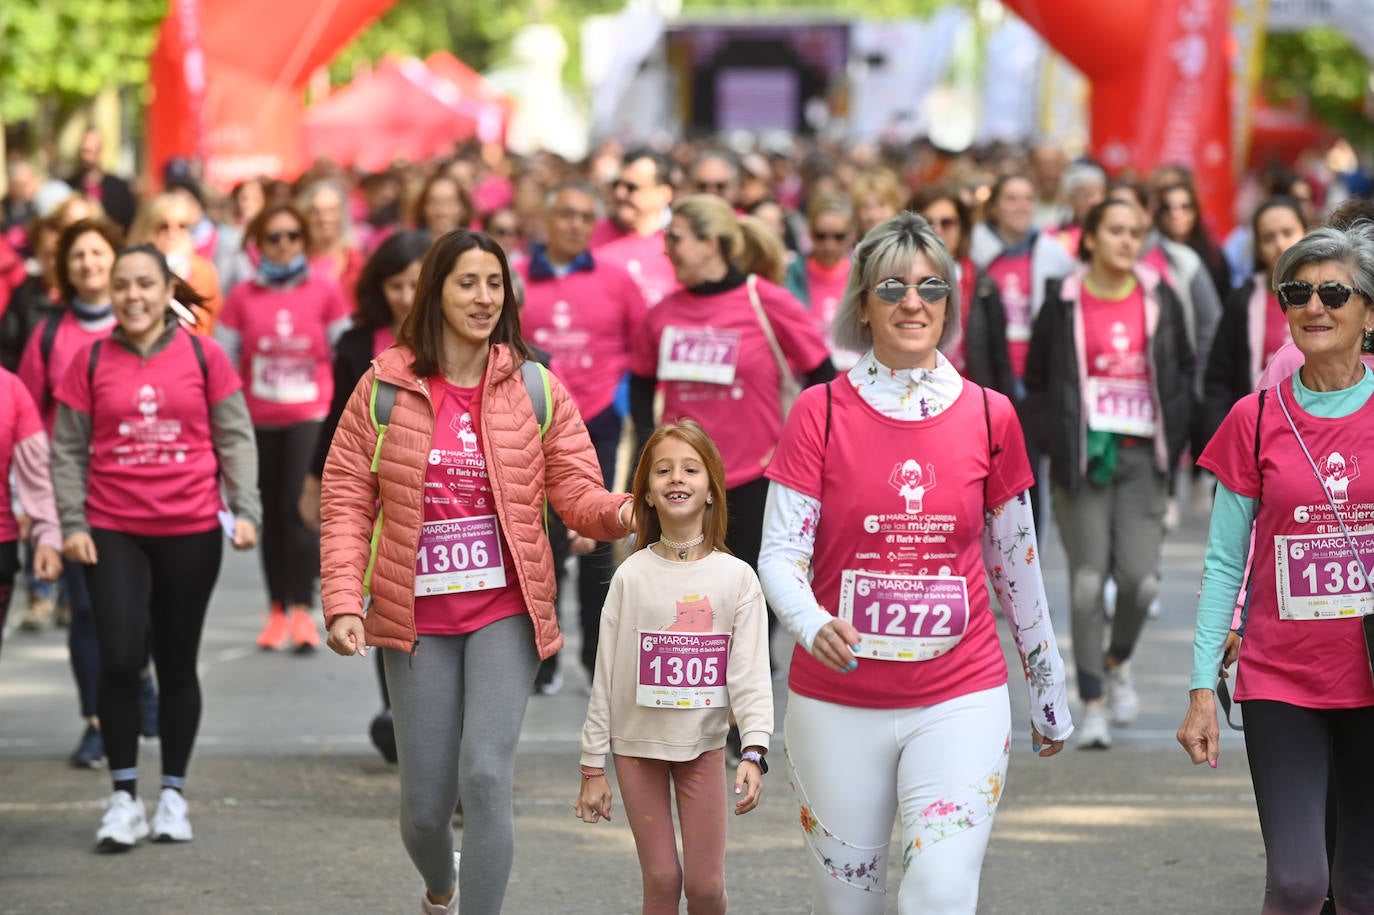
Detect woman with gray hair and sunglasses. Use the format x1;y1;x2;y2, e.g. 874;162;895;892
759;212;1072;914
1179;221;1374;914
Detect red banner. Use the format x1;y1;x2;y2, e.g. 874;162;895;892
1133;0;1235;232
1001;0;1235;233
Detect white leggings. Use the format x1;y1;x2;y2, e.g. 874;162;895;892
784;685;1011;915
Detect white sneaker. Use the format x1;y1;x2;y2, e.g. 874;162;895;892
1076;704;1112;750
1106;661;1140;724
419;851;461;914
150;788;193;842
96;790;149;851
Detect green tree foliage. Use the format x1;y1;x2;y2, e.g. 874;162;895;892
0;0;166;122
1262;28;1374;148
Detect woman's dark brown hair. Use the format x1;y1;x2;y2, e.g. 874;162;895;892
400;229;531;376
1076;198;1144;263
55;218;124;305
409;172;474;233
244;202;312;253
907;183;974;260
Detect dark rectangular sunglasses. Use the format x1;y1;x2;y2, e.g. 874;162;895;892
1277;280;1368;310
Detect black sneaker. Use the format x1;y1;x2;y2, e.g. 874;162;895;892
69;724;104;769
369;709;397;764
533;657;561;696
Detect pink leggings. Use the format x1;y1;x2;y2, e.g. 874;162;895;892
614;749;728;915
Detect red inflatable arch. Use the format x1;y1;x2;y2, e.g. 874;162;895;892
1003;0;1235;230
147;0;398;189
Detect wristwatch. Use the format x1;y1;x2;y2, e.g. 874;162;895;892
740;749;768;774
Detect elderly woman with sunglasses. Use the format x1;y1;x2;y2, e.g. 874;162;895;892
1178;222;1374;914
759;212;1072;915
1023;198;1195;751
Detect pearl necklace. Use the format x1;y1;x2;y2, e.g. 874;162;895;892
658;533;705;560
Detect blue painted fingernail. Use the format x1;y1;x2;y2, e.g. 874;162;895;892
847;660;858;671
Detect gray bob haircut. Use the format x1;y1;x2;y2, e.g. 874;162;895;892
832;211;960;354
1272;219;1374;299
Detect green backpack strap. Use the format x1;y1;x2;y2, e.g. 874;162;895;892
521;359;550;437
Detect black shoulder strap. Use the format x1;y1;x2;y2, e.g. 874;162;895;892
189;332;208;385
982;385;1002;507
1255;388;1266;464
87;338;103;390
39;313;63;412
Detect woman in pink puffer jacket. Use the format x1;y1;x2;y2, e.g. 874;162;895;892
320;229;631;915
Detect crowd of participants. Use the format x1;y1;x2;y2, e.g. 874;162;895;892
1;126;1371;912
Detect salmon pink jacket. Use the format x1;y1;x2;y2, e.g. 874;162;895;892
320;343;631;658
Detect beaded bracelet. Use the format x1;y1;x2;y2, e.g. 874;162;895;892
579;768;606;780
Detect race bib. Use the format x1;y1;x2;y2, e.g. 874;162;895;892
838;570;970;662
635;630;730;709
414;515;506;595
1085;377;1156;436
658;326;741;385
1274;531;1374;620
251;353;319;404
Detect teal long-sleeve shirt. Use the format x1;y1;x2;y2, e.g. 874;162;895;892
1191;366;1374;690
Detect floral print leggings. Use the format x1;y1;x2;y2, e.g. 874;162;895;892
784;686;1011;914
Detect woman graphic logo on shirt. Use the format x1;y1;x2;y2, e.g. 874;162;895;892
1320;451;1361;504
891;459;938;514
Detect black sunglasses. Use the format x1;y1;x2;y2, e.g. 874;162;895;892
925;216;960;231
265;229;302;244
1278;280;1369;311
873;277;951;305
812;231;850;242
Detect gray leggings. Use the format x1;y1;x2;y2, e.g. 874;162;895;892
383;613;540;913
1051;443;1167;702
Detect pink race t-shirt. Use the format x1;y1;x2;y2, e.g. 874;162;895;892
0;369;44;543
18;313;115;433
948;259;979;376
218;274;350;427
986;250;1033;378
629;278;831;490
55;332;242;537
517;261;647;420
595;231;680;307
1081;285;1155;436
805;257;851;331
1261;294;1292;375
372;326;396;358
767;378;1034;709
1199;379;1374;708
413;379;526;636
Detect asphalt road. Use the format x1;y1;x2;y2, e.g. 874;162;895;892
0;487;1264;914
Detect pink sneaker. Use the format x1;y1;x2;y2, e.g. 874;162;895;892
288;607;320;652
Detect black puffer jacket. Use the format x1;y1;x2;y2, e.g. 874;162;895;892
1022;267;1195;494
960;263;1015;396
